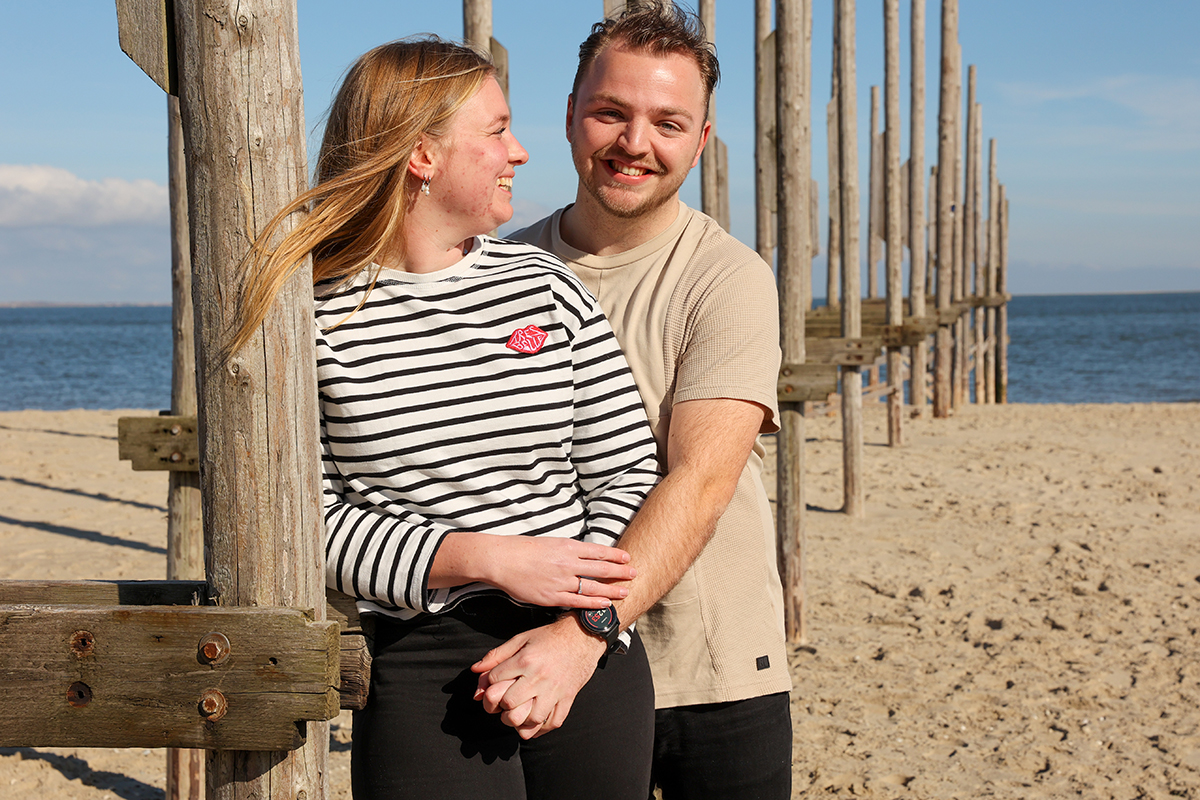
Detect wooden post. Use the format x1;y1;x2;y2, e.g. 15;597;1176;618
755;0;776;262
962;66;976;403
973;100;987;404
171;2;327;798
933;0;957;418
837;0;864;517
997;184;1009;402
867;85;882;301
775;0;812;641
165;92;204;800
907;0;927;415
985;137;998;403
603;0;627;17
884;0;903;446
826;4;842;310
463;0;507;101
951;43;967;410
700;0;730;230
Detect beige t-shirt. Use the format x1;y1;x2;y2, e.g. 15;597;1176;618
513;202;792;708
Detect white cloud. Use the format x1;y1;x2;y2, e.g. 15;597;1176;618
0;164;168;227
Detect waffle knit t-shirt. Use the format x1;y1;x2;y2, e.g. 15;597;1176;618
513;203;792;708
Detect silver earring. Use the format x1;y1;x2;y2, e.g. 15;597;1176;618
420;176;431;196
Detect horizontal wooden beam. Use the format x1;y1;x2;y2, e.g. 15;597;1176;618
118;415;199;471
804;337;884;366
778;363;839;402
0;605;340;750
0;581;372;711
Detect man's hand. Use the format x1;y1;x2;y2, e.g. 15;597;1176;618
471;615;607;739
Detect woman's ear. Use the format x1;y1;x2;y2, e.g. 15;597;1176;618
408;138;436;181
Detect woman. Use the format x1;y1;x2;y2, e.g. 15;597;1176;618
229;38;659;800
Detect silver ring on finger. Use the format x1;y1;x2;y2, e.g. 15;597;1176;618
577;576;584;594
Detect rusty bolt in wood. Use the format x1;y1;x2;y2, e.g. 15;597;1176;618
70;630;95;657
198;688;228;721
169;424;182;436
170;451;184;463
67;681;93;707
198;631;231;665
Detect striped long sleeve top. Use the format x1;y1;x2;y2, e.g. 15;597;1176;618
316;237;662;620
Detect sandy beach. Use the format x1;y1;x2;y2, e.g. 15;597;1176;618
1;402;1197;798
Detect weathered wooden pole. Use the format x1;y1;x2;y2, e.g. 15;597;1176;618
838;0;864;517
171;2;327;798
165;92;204;800
951;43;967;410
884;0;903;446
464;0;508;101
963;65;978;402
755;0;776;263
973;100;987;404
985;137;999;403
907;0;928;415
603;0;628;17
867;85;882;300
826;10;842;309
699;0;731;230
997;184;1009;402
776;0;812;641
933;0;957;418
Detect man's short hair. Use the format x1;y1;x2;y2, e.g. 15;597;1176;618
572;1;721;116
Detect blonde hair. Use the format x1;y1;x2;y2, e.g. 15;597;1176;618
227;37;494;357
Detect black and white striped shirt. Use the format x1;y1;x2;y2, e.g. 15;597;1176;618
316;237;661;620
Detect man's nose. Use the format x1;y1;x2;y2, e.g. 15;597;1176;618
616;118;651;156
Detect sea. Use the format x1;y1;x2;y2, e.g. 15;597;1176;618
0;292;1197;411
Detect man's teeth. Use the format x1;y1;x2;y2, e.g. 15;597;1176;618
498;177;512;190
613;163;648;177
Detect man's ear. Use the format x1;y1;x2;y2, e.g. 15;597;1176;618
565;94;575;141
690;120;713;169
408;138;436;181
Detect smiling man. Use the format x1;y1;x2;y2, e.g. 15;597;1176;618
475;3;792;797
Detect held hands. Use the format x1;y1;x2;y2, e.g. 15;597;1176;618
478;535;636;610
471;615;607;739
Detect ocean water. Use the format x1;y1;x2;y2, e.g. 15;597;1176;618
1;293;1197;411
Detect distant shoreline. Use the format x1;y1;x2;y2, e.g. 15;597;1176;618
0;302;171;308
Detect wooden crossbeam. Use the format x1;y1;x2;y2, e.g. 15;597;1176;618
778;363;839;402
118;415;198;471
0;605;339;750
0;581;372;712
804;337;883;366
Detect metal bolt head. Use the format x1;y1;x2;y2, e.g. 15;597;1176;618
170;451;183;463
198;688;228;721
169;424;182;436
198;632;231;665
70;630;95;657
67;681;93;708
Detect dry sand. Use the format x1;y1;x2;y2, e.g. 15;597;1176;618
1;403;1197;799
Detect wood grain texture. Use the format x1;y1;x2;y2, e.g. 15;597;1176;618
0;606;339;750
115;0;175;93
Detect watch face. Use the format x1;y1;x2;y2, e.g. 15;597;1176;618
581;605;615;633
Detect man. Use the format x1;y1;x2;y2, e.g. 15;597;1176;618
473;4;792;796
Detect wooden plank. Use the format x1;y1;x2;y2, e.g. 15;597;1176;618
115;0;176;94
868;88;882;299
0;581;372;711
778;364;837;403
934;0;958;418
885;0;904;446
0;606;339;750
118;415;199;471
805;337;883;366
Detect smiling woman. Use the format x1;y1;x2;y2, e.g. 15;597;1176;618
225;36;661;800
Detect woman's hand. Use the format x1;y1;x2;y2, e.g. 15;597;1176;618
429;533;636;609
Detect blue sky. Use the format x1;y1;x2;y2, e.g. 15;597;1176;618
1;1;1196;303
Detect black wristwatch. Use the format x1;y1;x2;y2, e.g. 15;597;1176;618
576;605;624;655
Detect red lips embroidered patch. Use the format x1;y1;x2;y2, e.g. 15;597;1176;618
506;325;548;354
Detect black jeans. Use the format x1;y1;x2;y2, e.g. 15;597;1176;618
651;692;793;800
352;597;655;800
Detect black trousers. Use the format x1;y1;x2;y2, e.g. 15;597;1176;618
352;597;655;800
651;692;793;800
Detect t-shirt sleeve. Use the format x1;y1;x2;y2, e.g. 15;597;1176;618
670;243;782;433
